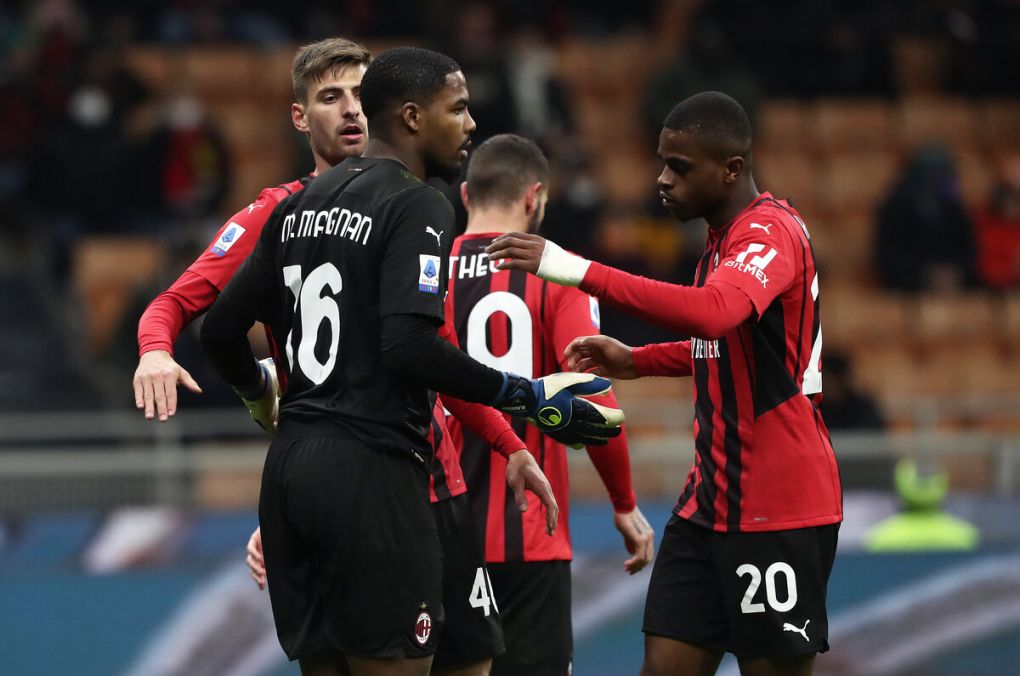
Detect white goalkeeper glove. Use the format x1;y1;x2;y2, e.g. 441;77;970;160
235;358;279;437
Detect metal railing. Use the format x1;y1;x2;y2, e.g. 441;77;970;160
0;396;1018;513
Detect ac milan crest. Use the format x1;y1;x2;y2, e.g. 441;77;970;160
414;611;432;645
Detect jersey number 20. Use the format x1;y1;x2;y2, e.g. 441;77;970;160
282;263;342;384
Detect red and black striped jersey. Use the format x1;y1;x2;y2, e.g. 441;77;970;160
427;396;466;503
672;194;842;532
444;233;636;563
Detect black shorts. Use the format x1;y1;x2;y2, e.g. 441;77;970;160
488;560;572;676
643;515;839;660
431;493;505;668
259;425;444;661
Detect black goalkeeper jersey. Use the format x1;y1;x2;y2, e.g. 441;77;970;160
216;157;455;455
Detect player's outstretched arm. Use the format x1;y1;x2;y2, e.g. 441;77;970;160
380;314;625;446
505;449;559;536
564;335;639;379
614;506;655;574
246;527;266;590
486;233;754;339
133;350;203;422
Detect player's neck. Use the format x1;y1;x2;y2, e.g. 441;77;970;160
363;138;422;179
464;209;526;235
706;182;760;230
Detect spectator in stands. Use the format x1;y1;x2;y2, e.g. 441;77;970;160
31;42;149;283
640;13;759;146
443;2;517;142
864;458;980;552
974;169;1020;290
819;350;885;431
506;23;575;153
134;85;231;230
874;145;977;293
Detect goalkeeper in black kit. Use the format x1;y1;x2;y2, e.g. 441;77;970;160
200;47;623;676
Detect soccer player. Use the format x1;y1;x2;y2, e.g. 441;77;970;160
131;39;559;676
199;47;623;676
444;133;655;676
486;92;842;676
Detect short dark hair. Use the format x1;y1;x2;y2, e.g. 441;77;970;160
291;38;371;105
360;47;461;130
663;91;752;160
466;134;549;207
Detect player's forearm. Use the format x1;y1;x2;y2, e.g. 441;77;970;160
137;271;221;356
580;262;752;339
199;296;261;393
632;341;694;377
585;413;637;513
443;395;523;458
380;314;506;403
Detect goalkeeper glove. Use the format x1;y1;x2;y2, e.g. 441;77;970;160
234;358;279;437
491;372;625;447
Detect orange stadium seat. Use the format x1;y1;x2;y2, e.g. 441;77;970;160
812;100;896;153
178;47;260;100
852;342;928;399
911;293;996;345
953;149;995;209
754;149;822;217
758;100;812;152
73;237;164;356
979;100;1020;152
811;210;876;282
820;150;899;215
898;97;980;152
823;285;909;345
597;150;658;204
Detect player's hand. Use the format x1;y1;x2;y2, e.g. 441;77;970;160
564;335;638;380
485;233;591;287
492;372;625;447
246;527;266;590
505;449;559;536
614;506;655;574
236;358;280;436
133;350;203;421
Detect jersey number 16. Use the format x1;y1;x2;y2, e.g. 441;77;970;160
283;263;342;384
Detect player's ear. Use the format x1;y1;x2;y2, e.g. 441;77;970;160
524;182;543;215
460;181;470;210
723;155;744;185
291;102;309;134
401;102;422;133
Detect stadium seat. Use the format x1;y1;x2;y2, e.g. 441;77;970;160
755;149;822;218
820;150;899;215
953;149;995;209
179;47;260;100
811;211;877;282
823;286;910;345
979;100;1020;152
596;150;658;204
73;237;164;356
898;97;980;152
758;100;811;152
812;100;896;153
911;293;996;345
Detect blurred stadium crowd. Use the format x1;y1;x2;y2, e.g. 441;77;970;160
1;2;1020;674
1;0;1019;430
